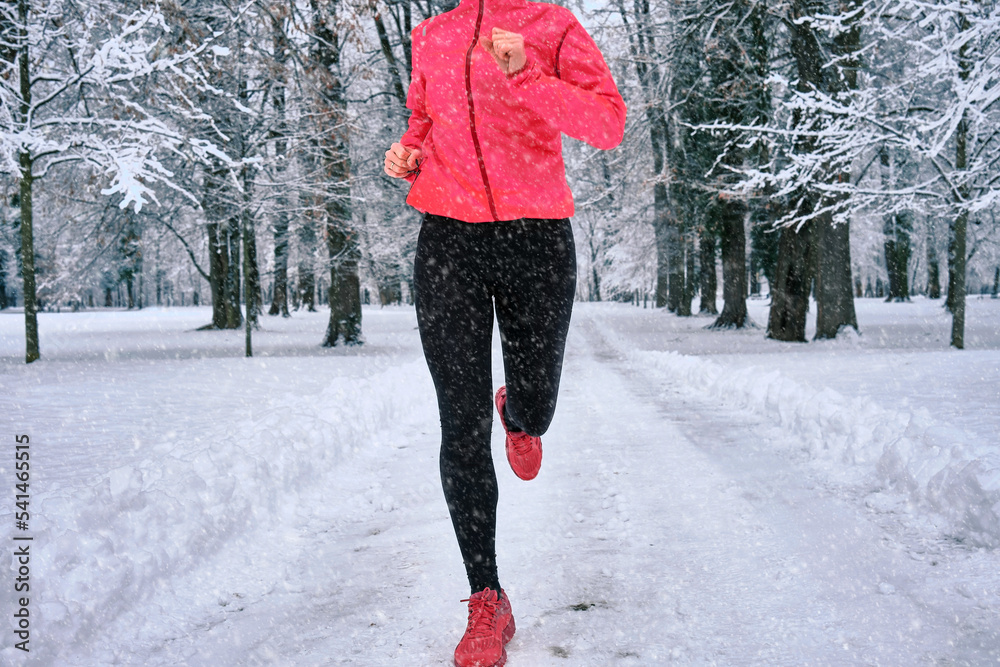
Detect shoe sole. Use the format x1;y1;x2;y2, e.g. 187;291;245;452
495;615;516;667
503;614;516;644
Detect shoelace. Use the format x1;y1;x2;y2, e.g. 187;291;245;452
509;431;536;455
460;593;500;639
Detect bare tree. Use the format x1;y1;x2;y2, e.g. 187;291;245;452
0;0;223;361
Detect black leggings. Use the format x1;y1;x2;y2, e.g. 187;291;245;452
413;213;576;593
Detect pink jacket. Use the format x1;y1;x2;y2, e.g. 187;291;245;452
399;0;627;222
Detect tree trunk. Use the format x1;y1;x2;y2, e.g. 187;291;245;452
312;0;362;346
666;183;686;313
1;249;9;310
590;243;602;301
879;147;911;302
949;205;967;348
698;224;718;314
15;0;38;362
883;211;912;302
207;222;227;328
203;160;239;330
927;228;941;299
694;0;764;329
297;219;317;311
119;210;142;311
224;215;242;328
18;156;38;362
680;228;696;316
750;218;780;296
324;222;362;345
746;0;772;300
241;167;262;329
615;0;670;308
240;158;259;354
666;218;683;313
270;211;290;316
814;211;857;338
813;0;860;339
269;7;291;317
371;0;407;106
768;222;814;342
749;247;761;296
769;0;823;342
949;12;971;348
946;240;958;311
243;201;253;357
125;273;135;309
653;183;670;307
712;196;749;328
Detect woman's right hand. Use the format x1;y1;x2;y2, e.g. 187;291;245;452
384;142;423;178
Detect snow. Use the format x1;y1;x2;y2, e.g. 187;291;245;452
100;144;172;213
1;299;999;664
591;297;1000;548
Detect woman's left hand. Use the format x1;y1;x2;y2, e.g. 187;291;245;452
480;28;527;76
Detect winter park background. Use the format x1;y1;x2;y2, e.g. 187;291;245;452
2;0;1000;665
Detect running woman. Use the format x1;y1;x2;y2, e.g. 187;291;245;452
383;0;625;663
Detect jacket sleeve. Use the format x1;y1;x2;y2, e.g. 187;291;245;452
506;17;626;150
398;30;432;183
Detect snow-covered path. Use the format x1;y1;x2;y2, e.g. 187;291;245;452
566;315;997;665
39;305;997;666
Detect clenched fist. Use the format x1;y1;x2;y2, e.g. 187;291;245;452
384;142;423;178
480;28;527;76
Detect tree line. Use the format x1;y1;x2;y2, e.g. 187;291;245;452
610;0;999;348
2;0;998;362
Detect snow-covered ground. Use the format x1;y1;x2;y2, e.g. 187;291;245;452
1;298;998;665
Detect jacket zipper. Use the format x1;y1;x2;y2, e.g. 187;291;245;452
465;0;499;221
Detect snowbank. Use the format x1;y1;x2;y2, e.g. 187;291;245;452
596;328;1000;549
0;358;430;664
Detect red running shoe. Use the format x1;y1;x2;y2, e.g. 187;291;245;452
454;588;516;667
495;386;542;481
